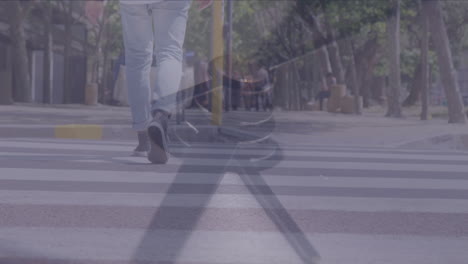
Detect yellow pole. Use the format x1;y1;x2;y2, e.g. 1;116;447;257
211;0;224;126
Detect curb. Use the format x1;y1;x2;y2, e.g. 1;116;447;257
0;124;135;140
397;133;468;151
0;124;265;144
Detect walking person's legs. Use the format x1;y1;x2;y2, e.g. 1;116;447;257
120;4;154;156
147;0;191;164
315;91;331;111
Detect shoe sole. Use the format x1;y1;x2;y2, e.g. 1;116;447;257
147;121;168;164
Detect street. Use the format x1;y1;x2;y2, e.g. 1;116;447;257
1;137;467;264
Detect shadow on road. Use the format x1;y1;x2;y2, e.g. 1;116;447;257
130;109;321;263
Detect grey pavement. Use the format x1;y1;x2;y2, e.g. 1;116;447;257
0;137;468;263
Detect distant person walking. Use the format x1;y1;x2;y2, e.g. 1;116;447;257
315;72;336;111
193;58;210;109
249;62;271;111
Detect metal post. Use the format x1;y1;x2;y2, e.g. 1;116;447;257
211;0;224;126
226;0;233;112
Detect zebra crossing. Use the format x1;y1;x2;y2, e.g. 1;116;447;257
0;138;468;264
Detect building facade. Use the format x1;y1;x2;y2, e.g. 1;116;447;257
0;2;89;104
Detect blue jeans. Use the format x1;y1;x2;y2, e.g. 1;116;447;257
120;0;191;131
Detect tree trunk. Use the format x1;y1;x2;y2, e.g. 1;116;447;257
7;0;32;103
62;1;73;104
348;39;362;115
99;19;111;104
293;62;303;110
101;55;109;104
424;0;466;123
386;0;403;118
43;3;54;104
297;7;333;86
403;61;423;107
280;68;288;110
366;76;385;104
356;38;379;108
361;63;379;108
0;45;13;105
323;18;345;84
420;2;429;120
317;46;332;85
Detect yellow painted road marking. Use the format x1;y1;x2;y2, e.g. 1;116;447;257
55;124;103;140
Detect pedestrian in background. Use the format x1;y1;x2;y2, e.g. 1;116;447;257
249;61;271;111
315;72;336;111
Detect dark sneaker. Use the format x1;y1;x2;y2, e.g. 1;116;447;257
147;110;169;164
132;131;150;157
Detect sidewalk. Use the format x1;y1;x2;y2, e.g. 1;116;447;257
1;103;467;151
272;110;468;150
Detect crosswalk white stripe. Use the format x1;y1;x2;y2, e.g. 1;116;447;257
3;153;464;173
0;152;95;157
0;228;466;264
15;137;463;153
7;137;462;154
1;168;468;190
177;149;468;161
4;148;468;163
3;140;468;161
0;141;135;152
2;191;468;213
74;156;468;173
2;138;136;146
